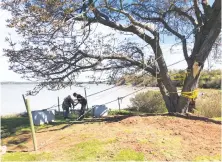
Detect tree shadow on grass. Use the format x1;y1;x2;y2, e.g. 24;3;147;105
37;115;132;132
106;111;222;125
165;112;222;125
1;116;30;138
7;135;30;145
1;114;72;138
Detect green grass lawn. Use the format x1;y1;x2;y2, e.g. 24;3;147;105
2;143;146;161
2;152;53;161
1;93;221;161
1;113;72;139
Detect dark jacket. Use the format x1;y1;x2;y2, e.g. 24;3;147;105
62;96;74;109
76;94;87;105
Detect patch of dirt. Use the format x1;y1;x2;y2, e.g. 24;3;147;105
119;116;143;125
2;115;221;161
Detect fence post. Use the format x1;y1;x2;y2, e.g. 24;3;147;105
24;98;37;151
117;97;121;111
58;97;60;112
22;94;28;113
84;87;89;110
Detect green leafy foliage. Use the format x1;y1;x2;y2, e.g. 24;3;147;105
198;70;221;89
108;110;144;116
116;74;157;87
118;69;221;89
130;91;167;113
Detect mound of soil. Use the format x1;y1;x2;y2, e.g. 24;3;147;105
119;116;144;125
2;115;221;161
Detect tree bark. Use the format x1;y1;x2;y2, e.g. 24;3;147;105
157;78;179;113
176;7;221;113
152;38;179;113
157;78;171;112
177;71;201;113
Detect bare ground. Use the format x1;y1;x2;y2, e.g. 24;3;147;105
2;115;221;161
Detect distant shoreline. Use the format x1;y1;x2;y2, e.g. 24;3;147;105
0;81;111;85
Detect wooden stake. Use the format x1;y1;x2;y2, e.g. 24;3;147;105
58;97;60;112
118;97;121;111
84;87;89;110
22;94;27;113
25;99;37;151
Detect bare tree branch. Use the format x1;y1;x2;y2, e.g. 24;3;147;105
163;5;197;27
193;0;203;25
132;13;189;61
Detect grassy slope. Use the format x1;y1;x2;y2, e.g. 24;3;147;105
1;113;221;161
1;114;68;138
1;89;221;161
1;114;146;161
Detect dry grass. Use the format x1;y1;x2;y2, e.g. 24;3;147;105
195;89;221;118
129;88;221;118
2;116;221;161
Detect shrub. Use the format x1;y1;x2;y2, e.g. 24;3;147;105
108;110;133;116
195;89;221;118
199;78;221;89
141;76;157;87
117;69;221;89
130;91;167;113
198;70;221;89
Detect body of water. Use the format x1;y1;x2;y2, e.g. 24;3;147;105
0;83;157;116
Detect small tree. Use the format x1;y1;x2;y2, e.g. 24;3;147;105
2;0;221;113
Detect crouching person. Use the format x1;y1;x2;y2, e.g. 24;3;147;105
62;95;75;119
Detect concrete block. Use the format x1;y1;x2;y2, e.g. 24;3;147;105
93;105;108;118
31;109;55;125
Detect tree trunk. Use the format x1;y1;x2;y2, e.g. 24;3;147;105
168;6;221;113
159;69;200;113
177;71;201;113
152;37;179;113
157;77;178;113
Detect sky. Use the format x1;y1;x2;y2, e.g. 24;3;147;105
0;10;25;82
0;1;220;82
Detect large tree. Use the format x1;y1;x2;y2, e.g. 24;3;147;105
2;0;221;113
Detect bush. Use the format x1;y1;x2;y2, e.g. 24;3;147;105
198;70;221;89
130;91;167;113
195;89;221;118
117;69;221;89
141;76;157;87
108;110;134;116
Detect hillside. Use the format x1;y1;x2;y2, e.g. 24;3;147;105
2;115;221;161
